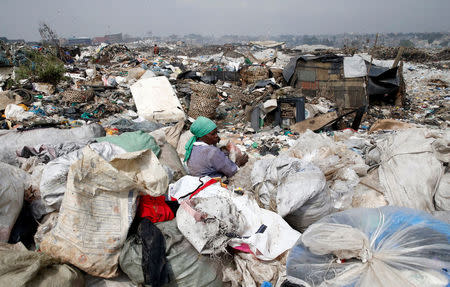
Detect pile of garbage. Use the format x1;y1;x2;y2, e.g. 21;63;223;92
371;46;450;63
0;40;449;287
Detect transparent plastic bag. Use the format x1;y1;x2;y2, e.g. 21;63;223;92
286;206;450;287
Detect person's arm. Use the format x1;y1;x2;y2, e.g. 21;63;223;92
209;148;238;177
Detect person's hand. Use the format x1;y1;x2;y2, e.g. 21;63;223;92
235;153;248;167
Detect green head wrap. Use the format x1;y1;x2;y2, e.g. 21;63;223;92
184;116;216;162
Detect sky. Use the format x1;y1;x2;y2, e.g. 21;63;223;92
1;0;450;41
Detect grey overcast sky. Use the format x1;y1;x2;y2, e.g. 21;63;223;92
1;0;449;41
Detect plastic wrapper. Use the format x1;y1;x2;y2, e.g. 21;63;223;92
227;141;244;163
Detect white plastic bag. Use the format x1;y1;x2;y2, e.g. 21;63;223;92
288;130;368;210
4;104;34;121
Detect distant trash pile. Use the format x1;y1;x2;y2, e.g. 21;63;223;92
0;40;449;287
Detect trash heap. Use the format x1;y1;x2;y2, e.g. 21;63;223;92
0;41;449;287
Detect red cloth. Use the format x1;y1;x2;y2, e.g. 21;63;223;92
139;195;174;223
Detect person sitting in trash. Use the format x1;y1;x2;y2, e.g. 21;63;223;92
184;116;248;178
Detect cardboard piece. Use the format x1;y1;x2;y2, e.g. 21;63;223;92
290;111;338;134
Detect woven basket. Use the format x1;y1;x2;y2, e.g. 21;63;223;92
188;83;219;119
190;83;217;99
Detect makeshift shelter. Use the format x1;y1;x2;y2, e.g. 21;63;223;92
282;54;403;110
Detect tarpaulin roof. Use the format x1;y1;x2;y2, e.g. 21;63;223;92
282;55;342;83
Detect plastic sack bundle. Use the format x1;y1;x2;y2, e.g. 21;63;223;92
0;243;84;287
39;142;127;214
288;130;368;178
251;155;332;231
376;128;448;212
0;162;30;242
285;206;450;287
288;130;369;210
40;146;168;278
119;219;223;287
0;123;105;166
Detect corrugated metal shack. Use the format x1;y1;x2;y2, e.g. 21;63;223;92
282;54;402;111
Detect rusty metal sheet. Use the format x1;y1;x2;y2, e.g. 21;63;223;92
316;68;330;81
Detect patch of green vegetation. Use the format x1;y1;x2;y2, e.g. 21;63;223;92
15;49;65;85
399;39;415;48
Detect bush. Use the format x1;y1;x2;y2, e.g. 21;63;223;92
399;39;415;48
15;49;65;85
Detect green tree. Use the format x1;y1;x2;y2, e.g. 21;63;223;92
399;39;415;48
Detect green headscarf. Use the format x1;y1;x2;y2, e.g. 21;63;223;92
184;116;216;162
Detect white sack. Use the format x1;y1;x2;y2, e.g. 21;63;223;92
40;142;127;212
0;123;105;166
171;176;301;261
0;162;30;242
251;155;328;218
377;128;446;212
40;147;168;278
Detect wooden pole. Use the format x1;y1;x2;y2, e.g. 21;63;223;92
392;46;405;68
367;33;379;76
395;60;406;106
